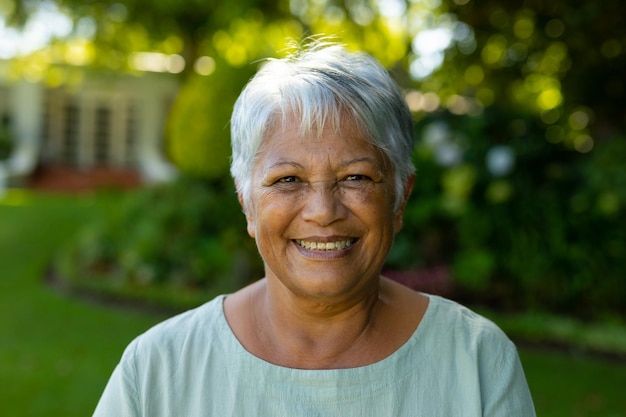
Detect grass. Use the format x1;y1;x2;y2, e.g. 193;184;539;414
521;348;626;417
1;189;625;416
0;190;166;416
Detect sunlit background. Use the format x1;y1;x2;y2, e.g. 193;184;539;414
1;0;625;416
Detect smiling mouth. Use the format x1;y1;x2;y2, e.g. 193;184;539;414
294;239;357;251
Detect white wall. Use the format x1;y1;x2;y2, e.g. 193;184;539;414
0;63;180;184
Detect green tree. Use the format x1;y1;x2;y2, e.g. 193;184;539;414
4;0;292;72
8;0;625;316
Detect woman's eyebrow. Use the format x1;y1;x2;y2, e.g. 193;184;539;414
264;161;304;172
338;157;380;169
264;157;380;172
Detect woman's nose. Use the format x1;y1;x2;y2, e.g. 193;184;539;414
300;182;347;226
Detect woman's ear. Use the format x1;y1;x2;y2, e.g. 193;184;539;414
237;191;256;239
393;174;415;233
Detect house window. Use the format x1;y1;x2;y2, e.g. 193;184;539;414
62;102;80;165
42;87;137;168
0;86;7;115
0;86;10;134
94;105;111;165
0;87;12;160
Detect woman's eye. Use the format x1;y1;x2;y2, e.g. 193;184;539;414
345;174;370;182
276;176;298;184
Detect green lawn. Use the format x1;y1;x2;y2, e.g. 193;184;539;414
0;190;165;416
521;348;626;417
1;189;625;416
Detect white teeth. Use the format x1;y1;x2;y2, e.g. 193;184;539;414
296;239;355;251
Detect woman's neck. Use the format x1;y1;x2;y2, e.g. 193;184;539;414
256;277;383;368
224;276;427;370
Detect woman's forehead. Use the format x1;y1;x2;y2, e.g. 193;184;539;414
255;119;389;174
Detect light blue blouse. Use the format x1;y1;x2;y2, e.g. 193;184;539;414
93;293;536;416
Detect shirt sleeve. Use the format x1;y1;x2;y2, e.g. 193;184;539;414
480;337;536;417
92;341;141;417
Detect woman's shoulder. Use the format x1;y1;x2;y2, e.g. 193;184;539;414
419;293;514;352
425;294;500;328
380;278;511;350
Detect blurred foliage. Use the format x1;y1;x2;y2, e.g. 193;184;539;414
387;112;626;319
476;307;626;358
165;61;256;180
3;0;291;71
6;0;623;317
439;0;624;148
56;177;263;310
381;0;625;319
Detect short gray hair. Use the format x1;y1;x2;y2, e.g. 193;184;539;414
230;41;414;210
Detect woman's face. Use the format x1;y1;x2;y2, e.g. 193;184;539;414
242;113;411;301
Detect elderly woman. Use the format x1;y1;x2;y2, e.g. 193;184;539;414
93;42;536;416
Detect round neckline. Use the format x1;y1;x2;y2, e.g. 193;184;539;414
217;292;435;375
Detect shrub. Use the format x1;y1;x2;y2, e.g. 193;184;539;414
56;177;263;310
165;60;256;181
387;110;626;319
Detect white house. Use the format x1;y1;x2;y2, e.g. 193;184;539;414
0;59;180;190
